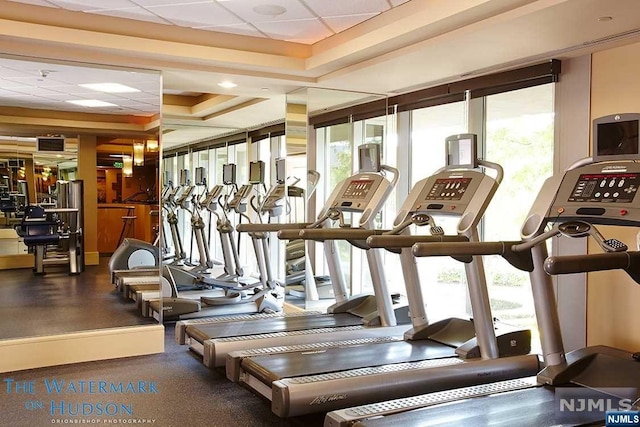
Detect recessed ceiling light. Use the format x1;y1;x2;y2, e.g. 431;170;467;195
218;81;238;89
253;4;286;16
598;16;613;22
66;99;119;107
79;83;141;93
109;154;125;158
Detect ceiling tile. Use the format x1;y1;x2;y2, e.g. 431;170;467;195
130;0;203;6
49;0;138;11
145;2;243;27
194;23;267;38
221;0;314;23
303;0;389;17
390;0;411;6
91;7;171;24
254;18;332;43
323;13;378;33
8;0;58;7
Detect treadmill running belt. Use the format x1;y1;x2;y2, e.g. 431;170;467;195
185;312;362;341
356;386;607;427
242;340;456;384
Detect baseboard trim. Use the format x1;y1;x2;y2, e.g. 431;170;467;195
0;325;164;373
85;251;100;265
0;253;33;270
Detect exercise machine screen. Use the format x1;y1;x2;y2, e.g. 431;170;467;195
179;169;189;186
249;161;265;184
446;134;478;168
568;173;639;203
195;167;206;185
276;158;286;184
358;144;381;173
593;113;640;162
222;164;236;185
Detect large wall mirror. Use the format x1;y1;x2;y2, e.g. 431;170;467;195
284;87;388;310
0;56;161;341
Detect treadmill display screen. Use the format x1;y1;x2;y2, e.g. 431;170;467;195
568;173;639;203
342;179;374;199
425;178;472;201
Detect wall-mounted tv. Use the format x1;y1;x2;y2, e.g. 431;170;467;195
37;136;65;152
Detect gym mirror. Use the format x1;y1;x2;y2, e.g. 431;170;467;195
287;87;388;310
0;56;161;341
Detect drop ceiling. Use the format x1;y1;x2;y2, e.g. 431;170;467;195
8;0;411;44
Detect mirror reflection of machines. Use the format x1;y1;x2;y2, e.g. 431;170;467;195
284;168;334;301
148;163;283;321
18;180;84;275
326;113;640;427
176;143;410;369
231;135;537;418
109;177;193;300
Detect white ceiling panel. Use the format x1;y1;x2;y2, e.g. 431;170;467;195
389;0;411;6
145;2;243;27
194;23;267;38
91;7;170;24
7;0;55;7
221;0;315;23
7;0;413;43
303;0;389;17
324;13;378;33
130;0;205;6
49;0;139;11
254;18;332;43
0;57;160;115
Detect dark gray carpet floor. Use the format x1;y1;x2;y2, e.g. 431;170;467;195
0;327;324;427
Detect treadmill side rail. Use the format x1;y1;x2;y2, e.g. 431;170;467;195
324;376;539;427
270;354;540;417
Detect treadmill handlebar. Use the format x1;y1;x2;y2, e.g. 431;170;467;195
544;251;639;275
368;234;468;249
412;240;535;271
299;228;387;241
237;223;311;233
412;241;515;257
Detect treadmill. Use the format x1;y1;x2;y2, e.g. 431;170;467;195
232;134;538;418
176;143;410;368
325;113;640;427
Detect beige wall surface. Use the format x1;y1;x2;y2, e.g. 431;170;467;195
588;42;640;351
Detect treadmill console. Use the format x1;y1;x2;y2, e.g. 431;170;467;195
548;162;640;225
392;168;499;234
425;177;473;201
568;173;639;203
331;175;383;212
410;171;483;215
342;179;374;199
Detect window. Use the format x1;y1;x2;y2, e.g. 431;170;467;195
482;84;555;350
409;101;469;319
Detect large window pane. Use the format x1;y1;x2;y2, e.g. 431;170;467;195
409;102;469;320
483;83;555;350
